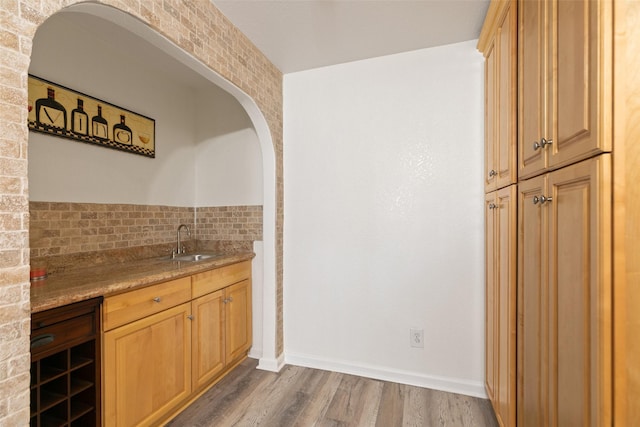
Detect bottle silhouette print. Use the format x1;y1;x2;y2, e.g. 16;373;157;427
113;115;132;145
35;87;67;130
92;105;109;140
71;98;89;136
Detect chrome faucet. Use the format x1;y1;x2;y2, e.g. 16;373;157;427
175;224;191;257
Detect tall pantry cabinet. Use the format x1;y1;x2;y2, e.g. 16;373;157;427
476;0;640;425
479;1;517;426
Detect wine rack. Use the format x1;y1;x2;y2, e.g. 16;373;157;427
30;298;102;427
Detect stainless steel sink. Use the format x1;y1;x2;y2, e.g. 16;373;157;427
167;253;220;262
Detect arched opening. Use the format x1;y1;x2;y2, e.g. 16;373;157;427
28;3;278;368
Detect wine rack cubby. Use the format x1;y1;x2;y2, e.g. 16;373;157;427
30;297;102;427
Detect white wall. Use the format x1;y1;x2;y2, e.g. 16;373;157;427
28;14;197;206
195;85;262;207
28;13;262;208
283;40;486;396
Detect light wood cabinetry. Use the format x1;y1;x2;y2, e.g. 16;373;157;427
103;277;191;331
191;290;225;390
103;303;192;427
518;155;611;426
479;0;517;193
224;279;252;364
516;175;546;427
485;185;516;427
103;261;252;426
518;0;612;179
484;193;496;405
480;0;624;424
191;266;252;392
612;2;640;423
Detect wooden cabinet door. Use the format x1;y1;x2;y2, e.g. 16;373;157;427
485;43;497;192
485;192;497;402
495;1;517;190
484;0;517;192
192;290;225;391
548;0;611;170
518;0;546;178
547;155;611;426
520;0;612;178
496;185;517;427
485;186;516;426
103;303;191;427
225;279;252;364
517;175;547;427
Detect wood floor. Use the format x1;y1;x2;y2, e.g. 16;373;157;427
166;359;498;427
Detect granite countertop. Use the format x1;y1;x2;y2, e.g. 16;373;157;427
30;251;255;313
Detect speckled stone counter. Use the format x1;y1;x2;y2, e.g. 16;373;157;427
31;251;255;313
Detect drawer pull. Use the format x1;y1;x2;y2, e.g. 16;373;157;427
153;297;161;303
31;334;55;349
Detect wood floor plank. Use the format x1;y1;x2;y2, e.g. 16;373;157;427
321;374;383;426
374;382;405;427
233;365;317;425
402;384;430;426
289;369;344;426
261;366;334;426
166;359;498;427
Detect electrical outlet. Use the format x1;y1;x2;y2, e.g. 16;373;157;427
410;328;424;348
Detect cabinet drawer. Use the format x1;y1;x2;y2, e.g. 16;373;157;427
31;312;97;359
192;261;251;298
104;277;191;331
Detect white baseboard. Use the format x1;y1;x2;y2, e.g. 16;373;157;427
256;352;286;372
285;351;487;399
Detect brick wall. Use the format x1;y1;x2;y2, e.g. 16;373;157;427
29;202;195;258
196;205;262;241
28;201;262;262
28;202;261;274
0;0;283;424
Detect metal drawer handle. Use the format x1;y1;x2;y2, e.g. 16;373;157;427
533;196;540;204
153;297;161;303
31;333;55;349
540;195;553;204
533;140;541;150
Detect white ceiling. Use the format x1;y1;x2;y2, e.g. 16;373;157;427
213;0;490;73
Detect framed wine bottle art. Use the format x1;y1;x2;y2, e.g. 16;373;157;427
27;75;155;158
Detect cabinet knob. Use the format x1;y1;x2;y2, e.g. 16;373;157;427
228;296;233;303
488;203;497;210
533;140;541;150
153;297;161;303
533;196;540;204
540;195;553;204
488;169;497;177
187;315;194;321
541;138;553;148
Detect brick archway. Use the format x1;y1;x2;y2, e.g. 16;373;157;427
0;1;283;423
